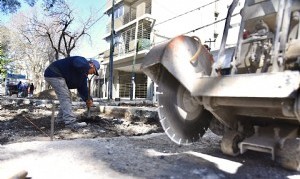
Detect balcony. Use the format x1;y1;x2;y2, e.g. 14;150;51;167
103;38;151;60
105;0;123;13
105;0;147;13
105;19;152;57
105;0;152;34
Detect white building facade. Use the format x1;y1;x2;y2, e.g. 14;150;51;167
99;0;244;100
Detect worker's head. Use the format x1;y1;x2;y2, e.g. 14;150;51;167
88;59;100;76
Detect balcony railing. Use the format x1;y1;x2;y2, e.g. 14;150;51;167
106;1;152;33
123;9;137;25
103;21;152;59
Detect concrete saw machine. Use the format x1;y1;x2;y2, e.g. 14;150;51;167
141;0;300;171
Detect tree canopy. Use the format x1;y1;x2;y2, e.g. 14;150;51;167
0;0;59;14
0;0;35;14
0;46;9;78
0;26;10;78
2;0;102;91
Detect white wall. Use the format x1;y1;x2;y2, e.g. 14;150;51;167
151;0;245;51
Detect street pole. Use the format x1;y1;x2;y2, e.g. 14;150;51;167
130;20;139;100
109;0;115;100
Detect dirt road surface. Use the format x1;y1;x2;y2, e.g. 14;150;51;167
0;96;299;178
1;132;300;179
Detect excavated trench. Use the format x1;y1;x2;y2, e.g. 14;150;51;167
0;92;162;145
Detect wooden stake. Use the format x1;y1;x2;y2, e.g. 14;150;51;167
50;103;55;141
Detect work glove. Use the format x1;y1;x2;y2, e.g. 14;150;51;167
86;99;93;108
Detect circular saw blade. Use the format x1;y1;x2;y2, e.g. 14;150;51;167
157;69;212;145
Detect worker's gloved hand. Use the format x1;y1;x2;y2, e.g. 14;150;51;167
86;99;93;108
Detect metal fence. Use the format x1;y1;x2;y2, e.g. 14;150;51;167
119;83;147;98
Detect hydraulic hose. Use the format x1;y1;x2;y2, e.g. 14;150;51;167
190;36;202;63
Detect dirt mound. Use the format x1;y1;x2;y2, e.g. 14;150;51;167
35;89;57;99
35;89;79;100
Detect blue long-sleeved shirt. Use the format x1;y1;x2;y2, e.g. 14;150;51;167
44;56;90;101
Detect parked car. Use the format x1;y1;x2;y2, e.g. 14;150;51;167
7;83;18;96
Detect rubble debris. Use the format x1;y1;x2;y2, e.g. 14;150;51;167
0;93;162;145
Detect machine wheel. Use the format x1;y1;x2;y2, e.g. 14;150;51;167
157;69;212;145
221;130;243;156
276;138;300;171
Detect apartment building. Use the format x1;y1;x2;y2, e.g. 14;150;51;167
99;0;244;100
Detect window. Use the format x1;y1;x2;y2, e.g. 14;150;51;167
114;6;124;19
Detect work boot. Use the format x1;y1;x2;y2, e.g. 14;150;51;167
64;118;77;125
65;119;87;129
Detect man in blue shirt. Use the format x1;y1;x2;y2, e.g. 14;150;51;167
44;56;100;128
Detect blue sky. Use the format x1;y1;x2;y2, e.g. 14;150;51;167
70;0;109;57
0;0;109;58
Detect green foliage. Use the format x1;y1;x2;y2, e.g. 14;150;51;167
0;0;46;14
0;0;21;14
0;45;10;78
42;0;57;10
137;38;151;51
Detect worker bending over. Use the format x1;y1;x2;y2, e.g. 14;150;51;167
44;56;100;128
